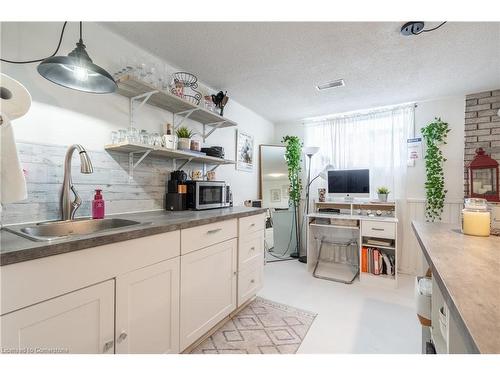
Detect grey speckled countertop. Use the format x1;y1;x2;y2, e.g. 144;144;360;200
1;207;266;266
412;221;500;354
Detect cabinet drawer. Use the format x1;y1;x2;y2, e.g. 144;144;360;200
239;214;265;237
181;219;237;255
361;221;396;239
238;230;264;268
238;255;263;307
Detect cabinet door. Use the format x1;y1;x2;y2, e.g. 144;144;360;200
115;258;180;354
1;280;114;354
180;239;237;351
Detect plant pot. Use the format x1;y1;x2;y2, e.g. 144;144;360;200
378;193;388;202
178;137;191;151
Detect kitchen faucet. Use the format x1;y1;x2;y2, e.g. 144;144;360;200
61;144;93;221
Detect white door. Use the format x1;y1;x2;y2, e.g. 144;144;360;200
0;280;114;354
115;258;180;354
180;239;237;351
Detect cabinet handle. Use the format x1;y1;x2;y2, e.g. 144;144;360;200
117;331;128;343
371;228;384;231
250;223;256;227
233;271;237;276
103;340;114;353
207;228;222;234
250;279;255;283
250;246;255;251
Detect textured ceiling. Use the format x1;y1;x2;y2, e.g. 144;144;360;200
104;22;500;123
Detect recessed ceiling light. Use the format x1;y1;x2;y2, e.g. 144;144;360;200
316;79;345;91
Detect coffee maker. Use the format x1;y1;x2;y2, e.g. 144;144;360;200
165;170;187;211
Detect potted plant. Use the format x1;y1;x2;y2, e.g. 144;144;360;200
176;126;195;151
377;186;390;202
282;135;303;259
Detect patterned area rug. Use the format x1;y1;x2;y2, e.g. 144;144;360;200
190;297;317;354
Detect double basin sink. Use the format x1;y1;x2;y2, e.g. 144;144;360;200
5;218;149;242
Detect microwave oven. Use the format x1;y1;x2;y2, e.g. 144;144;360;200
186;181;232;210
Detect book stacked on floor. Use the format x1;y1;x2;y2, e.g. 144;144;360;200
361;247;395;276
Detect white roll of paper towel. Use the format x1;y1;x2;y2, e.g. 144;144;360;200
1;73;31;204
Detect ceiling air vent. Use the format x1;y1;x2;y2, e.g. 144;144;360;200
316;79;345;91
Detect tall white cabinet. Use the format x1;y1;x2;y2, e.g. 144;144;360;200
115;258;180;354
1;280;115;354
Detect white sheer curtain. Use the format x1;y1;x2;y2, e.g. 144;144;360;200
304;105;415;201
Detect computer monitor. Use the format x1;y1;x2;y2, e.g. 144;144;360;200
327;169;370;199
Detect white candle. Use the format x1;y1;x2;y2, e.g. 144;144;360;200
462;210;491;237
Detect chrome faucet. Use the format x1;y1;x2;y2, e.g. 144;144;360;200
61;144;93;221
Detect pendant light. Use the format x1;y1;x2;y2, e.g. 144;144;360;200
37;22;116;94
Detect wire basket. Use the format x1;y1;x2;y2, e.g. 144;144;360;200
172;72;199;89
170;87;202;105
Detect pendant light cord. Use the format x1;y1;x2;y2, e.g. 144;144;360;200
0;22;68;64
412;21;447;35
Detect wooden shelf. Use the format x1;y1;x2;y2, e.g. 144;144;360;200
115;75;237;128
105;142;235;166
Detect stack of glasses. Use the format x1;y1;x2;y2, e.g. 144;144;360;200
110;128;163;147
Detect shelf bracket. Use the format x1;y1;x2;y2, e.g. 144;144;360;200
202;121;226;141
209;164;221;172
175;157;195;170
173;108;197;130
130;90;158;128
128;149;152;181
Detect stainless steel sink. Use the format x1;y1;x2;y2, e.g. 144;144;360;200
5;218;149;242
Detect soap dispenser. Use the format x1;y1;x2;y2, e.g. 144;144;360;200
92;189;105;219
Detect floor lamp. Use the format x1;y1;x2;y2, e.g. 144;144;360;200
298;146;320;263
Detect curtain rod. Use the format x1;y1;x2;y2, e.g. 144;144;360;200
302;102;417;125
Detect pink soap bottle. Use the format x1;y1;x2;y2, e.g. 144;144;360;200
92;189;105;219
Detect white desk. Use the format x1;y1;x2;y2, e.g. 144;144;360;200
307;204;399;288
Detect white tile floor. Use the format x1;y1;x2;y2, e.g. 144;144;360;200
259;259;421;353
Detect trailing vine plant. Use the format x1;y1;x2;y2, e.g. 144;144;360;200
421;117;450;222
282;135;303;256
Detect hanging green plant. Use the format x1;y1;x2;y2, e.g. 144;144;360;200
282;135;303;205
421;117;450;222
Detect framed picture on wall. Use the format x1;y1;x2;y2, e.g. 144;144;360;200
270;188;281;202
236;130;254;172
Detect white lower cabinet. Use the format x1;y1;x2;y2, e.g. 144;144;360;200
0;280;115;354
115;258;180;354
179;238;237;351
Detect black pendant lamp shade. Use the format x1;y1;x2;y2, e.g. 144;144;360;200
37;25;116;94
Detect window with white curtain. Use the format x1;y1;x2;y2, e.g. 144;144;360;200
304;105;415;200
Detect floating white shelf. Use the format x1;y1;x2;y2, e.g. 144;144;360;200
105;142;235;178
115;75;237;140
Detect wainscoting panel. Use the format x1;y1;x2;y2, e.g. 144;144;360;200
399;199;463;276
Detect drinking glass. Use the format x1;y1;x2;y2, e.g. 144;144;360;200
118;129;127;143
127;127;139;144
139;129;150;145
110;131;119;144
150;132;161;147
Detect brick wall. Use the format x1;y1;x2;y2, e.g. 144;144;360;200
464;89;500;196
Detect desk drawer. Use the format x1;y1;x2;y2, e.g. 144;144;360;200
238;230;264;268
361;221;396;239
181;219;237;255
239;214;265;237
